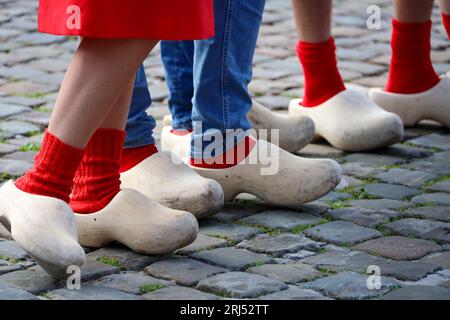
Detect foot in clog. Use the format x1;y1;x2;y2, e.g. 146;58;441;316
0;181;85;280
74;189;198;254
369;75;450;128
161;129;342;206
289;89;404;152
120;151;224;220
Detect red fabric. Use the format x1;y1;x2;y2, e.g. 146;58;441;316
15;130;85;203
296;38;345;107
38;0;214;40
170;129;193;136
443;12;450;40
386;20;440;94
119;144;158;173
70;129;125;214
190;136;256;169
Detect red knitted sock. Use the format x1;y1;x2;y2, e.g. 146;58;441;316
443;12;450;40
15;130;85;203
190;136;256;169
119;145;158;173
296;37;346;107
171;128;193;136
70;129;125;214
386;19;440;94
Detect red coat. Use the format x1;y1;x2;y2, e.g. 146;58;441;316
38;0;215;40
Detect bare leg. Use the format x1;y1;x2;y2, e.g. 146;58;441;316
393;0;434;22
440;0;450;14
291;0;332;42
49;38;158;148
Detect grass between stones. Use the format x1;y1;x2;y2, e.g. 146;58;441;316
290;219;329;234
404;142;443;153
421;174;450;191
328;200;349;209
139;284;166;294
0;172;13;181
98;256;126;271
24;92;45;99
336;186;381;200
24;130;41;138
208;234;238;246
236;222;282;237
18;143;40;152
317;267;337;276
0;255;20;264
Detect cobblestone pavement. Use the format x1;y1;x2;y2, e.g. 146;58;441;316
1;0;450;300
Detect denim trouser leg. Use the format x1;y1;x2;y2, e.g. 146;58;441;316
191;0;267;159
160;41;195;131
124;65;156;148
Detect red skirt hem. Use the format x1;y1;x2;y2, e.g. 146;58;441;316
38;0;215;40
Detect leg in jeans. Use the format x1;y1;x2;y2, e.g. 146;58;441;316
190;0;266;162
441;0;450;38
161;41;195;131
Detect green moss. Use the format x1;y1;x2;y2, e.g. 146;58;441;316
421;174;450;191
317;267;337;276
362;177;382;184
139;284;166;294
18;143;40;152
329;200;349;210
98;256;125;270
317;248;328;254
237;222;281;236
24;92;45;99
290;219;329;234
24;130;41;137
383;164;402;170
0;172;12;181
0;255;20;264
210;234;237;246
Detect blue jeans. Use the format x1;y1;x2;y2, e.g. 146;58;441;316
125;0;266;159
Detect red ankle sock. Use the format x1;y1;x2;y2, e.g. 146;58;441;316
119;145;158;173
443;12;450;40
15;130;85;203
296;37;345;107
386;19;440;94
190;136;256;169
70;129;125;214
171;128;193;136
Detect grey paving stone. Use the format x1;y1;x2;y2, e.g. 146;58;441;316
175;234;228;255
3;150;37;163
258;286;331;300
411;193;450;207
143;286;220;300
377;260;442;281
380;285;450;300
248;263;322;284
237;234;323;257
87;246;164;271
343;153;403;167
283;250;317;261
404;206;450;222
92;273;174;295
373;144;433;159
144;258;227;286
211;204;265;223
0;240;28;260
238;210;323;231
0;264;24;275
375;169;438;188
427;180;450;193
300;250;388;273
302;271;399;300
191;247;272;271
196;271;288;299
79;256;119;282
0;103;28;118
328;207;400;228
341;162;385;179
199;223;262;243
0;267;61;294
420;252;450;269
364;183;420;200
0;120;39;136
319;191;352;202
304;221;382;245
0;96;47;108
347;199;413;211
297;143;347;159
384;218;450;243
0;283;39;300
12;111;51;127
47;285;143;300
353;236;442;260
408;134;450;151
0;143;18;155
406;160;450;176
0;159;32;176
